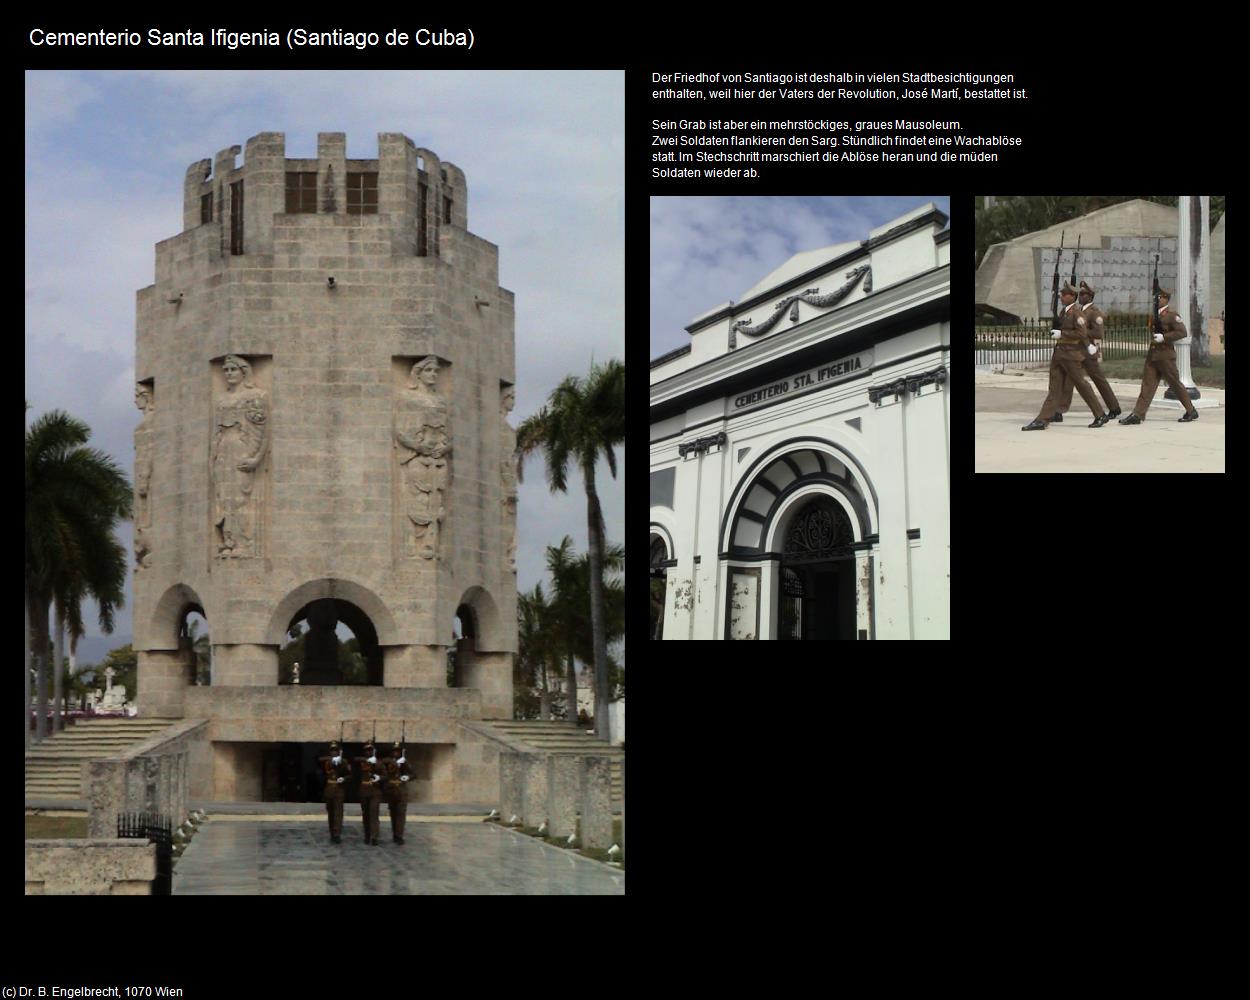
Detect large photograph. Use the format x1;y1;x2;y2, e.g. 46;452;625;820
25;70;624;894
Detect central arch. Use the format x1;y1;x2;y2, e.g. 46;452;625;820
264;578;398;648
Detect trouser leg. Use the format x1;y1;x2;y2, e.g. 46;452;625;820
1033;355;1066;423
1133;359;1162;417
1054;353;1105;416
1086;358;1120;412
1155;358;1196;414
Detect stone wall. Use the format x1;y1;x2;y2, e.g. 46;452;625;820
85;719;209;838
26;840;155;895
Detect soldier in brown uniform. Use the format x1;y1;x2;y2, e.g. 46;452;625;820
355;740;383;845
320;739;351;844
380;741;412;844
1022;282;1110;430
1053;281;1121;421
1119;287;1199;423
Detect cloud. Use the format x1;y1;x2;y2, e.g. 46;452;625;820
650;196;950;358
26;70;624;641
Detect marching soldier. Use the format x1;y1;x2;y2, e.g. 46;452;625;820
381;741;412;844
1053;281;1121;421
1022;282;1109;430
355;740;383;845
1119;287;1199;424
320;739;351;844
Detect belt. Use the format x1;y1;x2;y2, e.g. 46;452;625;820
1057;339;1081;345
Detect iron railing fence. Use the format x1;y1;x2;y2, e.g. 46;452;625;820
975;316;1155;366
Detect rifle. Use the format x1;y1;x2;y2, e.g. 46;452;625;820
1151;239;1163;348
401;720;406;760
1050;230;1066;327
1070;233;1081;289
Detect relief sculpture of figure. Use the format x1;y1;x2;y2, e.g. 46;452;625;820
394;357;451;560
500;385;518;571
211;355;269;558
133;383;155;569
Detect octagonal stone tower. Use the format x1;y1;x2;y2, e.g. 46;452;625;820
133;133;517;802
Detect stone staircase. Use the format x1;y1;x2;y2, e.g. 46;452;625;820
485;720;624;804
25;718;181;800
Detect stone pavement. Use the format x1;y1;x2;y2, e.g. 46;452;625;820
173;817;624;895
975;370;1225;473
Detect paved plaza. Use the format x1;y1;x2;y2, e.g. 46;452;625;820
975;369;1225;473
173;816;625;895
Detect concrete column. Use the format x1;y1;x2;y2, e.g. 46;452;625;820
211;644;278;687
1170;196;1209;399
691;443;728;639
86;759;127;838
871;393;912;638
579;756;613;849
498;752;523;823
137;649;187;718
384;644;445;688
182;158;212;232
905;375;950;638
548;755;579;840
459;650;512;719
521;754;550;828
241;132;286;256
316;133;346;214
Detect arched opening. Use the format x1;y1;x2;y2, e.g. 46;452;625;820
776;495;857;640
278;598;382;686
178;607;212;685
450;604;477;687
649;534;669;640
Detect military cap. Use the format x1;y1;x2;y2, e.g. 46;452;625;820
392;742;402;751
329;740;340;751
1079;280;1096;297
363;740;375;751
1059;281;1078;296
1158;287;1172;300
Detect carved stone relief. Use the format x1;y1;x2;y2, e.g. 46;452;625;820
133;382;155;569
211;355;269;559
501;384;518;571
394;357;452;560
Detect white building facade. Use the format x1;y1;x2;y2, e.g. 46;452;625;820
649;204;950;640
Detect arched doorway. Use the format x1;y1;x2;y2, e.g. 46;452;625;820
777;497;856;640
278;598;382;685
649;534;669;640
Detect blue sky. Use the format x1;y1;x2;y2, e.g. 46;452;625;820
25;70;623;652
650;196;950;359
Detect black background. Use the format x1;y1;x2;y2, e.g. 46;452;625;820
22;18;1234;959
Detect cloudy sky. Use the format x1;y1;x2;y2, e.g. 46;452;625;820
25;70;623;651
650;196;951;359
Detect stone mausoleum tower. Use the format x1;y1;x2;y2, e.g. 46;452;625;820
133;133;517;802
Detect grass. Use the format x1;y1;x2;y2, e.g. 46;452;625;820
1096;355;1224;389
26;814;89;839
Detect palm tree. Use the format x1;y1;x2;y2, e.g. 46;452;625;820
517;583;557;719
26;409;131;741
517;359;624;741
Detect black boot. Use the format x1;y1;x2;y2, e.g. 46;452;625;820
1118;413;1142;425
1088;414;1107;427
1021;420;1047;431
1050;413;1063;423
1179;410;1199;422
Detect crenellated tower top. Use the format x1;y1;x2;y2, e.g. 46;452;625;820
182;132;468;259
